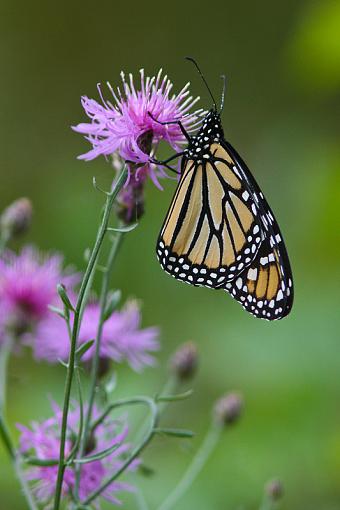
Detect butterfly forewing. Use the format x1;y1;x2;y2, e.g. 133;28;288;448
156;142;264;288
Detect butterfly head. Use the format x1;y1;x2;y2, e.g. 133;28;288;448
198;109;224;141
185;110;224;159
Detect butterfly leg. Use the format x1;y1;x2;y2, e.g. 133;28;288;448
147;112;191;141
156;162;180;175
150;152;184;175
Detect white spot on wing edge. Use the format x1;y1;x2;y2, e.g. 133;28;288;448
277;290;283;301
233;165;242;178
242;190;249;201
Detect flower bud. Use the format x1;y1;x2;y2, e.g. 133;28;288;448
116;175;145;225
170;341;198;381
213;392;243;426
0;198;32;239
265;479;283;501
115;130;153;225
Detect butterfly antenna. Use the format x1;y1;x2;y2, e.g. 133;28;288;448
185;56;217;111
220;74;227;113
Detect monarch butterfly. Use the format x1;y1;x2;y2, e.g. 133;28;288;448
152;58;293;320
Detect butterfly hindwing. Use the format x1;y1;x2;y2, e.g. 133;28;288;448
225;235;293;320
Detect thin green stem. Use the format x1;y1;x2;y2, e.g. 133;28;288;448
156;376;178;415
0;427;39;510
259;497;278;510
0;336;16;459
14;457;39;510
0;231;10;254
75;228;124;496
0;335;12;413
83;396;159;505
133;376;178;447
134;488;150;510
53;166;127;510
0;337;38;510
157;425;221;510
0;414;15;459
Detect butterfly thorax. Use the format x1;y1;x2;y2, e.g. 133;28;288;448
185;109;224;161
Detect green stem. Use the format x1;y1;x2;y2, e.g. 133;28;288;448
0;335;12;414
0;336;16;460
157;425;221;510
0;337;38;510
259;497;278;510
53;166;127;510
0;425;39;510
75;228;124;496
133;376;178;447
83;396;159;505
0;231;10;254
0;415;15;459
157;376;178;415
134;489;150;510
14;457;39;510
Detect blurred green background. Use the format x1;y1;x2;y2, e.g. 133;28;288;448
1;0;340;508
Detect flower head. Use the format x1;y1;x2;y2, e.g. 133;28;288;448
0;247;78;341
73;69;203;170
17;402;137;507
31;300;160;371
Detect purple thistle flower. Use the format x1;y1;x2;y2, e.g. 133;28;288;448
31;300;160;371
0;247;78;341
73;69;205;223
17;402;137;507
72;69;203;187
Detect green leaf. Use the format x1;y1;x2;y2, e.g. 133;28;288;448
48;305;66;319
57;284;75;312
76;339;95;360
93;176;110;196
156;389;194;403
154;427;194;438
25;457;59;466
103;290;121;321
107;223;138;233
72;442;122;464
